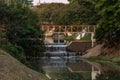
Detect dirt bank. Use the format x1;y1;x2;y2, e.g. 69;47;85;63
0;50;48;80
82;44;104;58
82;44;120;58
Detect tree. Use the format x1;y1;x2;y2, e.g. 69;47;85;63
0;0;33;7
33;1;99;25
67;0;100;25
33;3;65;24
0;1;45;63
95;0;120;48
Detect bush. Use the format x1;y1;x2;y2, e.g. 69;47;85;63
1;42;28;64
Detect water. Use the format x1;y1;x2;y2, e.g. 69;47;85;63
31;36;120;80
42;36;93;80
30;57;120;80
38;57;95;80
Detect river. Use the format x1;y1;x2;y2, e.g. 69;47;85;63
30;36;120;80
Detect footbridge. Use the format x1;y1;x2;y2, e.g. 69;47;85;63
41;24;97;37
42;24;97;57
41;24;97;44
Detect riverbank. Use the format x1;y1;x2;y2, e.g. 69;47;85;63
87;56;120;65
81;44;120;65
0;50;48;80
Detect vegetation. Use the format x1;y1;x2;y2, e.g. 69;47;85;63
34;0;99;25
95;62;120;80
0;0;120;79
95;0;120;49
96;70;120;80
33;3;65;24
49;72;90;80
0;50;48;80
80;35;91;41
0;0;32;5
64;35;75;41
1;42;27;64
88;55;120;65
0;0;45;66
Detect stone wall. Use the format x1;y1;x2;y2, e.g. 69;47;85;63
67;41;93;52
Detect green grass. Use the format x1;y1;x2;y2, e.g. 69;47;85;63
80;35;91;41
87;56;120;65
64;35;76;41
64;34;91;41
49;72;90;80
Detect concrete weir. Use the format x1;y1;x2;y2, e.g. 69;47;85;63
67;41;94;52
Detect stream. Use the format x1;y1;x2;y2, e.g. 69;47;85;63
30;36;120;80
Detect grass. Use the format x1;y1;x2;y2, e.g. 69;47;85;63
87;55;120;65
80;35;91;41
64;34;76;41
48;72;91;80
64;34;91;41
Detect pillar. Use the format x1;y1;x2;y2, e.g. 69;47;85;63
41;25;44;31
47;26;50;32
71;26;73;32
88;25;90;32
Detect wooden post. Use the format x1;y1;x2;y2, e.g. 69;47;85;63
47;26;50;32
88;25;90;32
65;26;67;36
77;26;78;32
41;25;44;31
94;25;96;32
65;26;67;32
91;32;95;47
71;26;73;32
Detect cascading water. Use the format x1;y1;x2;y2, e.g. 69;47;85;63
44;34;76;58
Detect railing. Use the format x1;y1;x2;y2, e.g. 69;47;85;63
45;43;66;45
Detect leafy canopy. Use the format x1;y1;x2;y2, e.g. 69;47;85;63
0;0;45;64
95;0;120;48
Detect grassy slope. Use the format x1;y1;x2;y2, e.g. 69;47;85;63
0;50;48;80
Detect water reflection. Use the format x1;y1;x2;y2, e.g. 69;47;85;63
96;63;120;80
30;57;102;80
29;57;120;80
37;36;120;80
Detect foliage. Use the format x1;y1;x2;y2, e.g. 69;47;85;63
34;1;99;25
50;72;90;80
96;69;120;80
64;35;75;41
1;42;29;65
52;3;82;25
33;3;65;23
80;35;91;41
87;55;120;65
0;0;32;5
0;1;45;64
95;0;120;48
60;72;86;80
66;0;100;25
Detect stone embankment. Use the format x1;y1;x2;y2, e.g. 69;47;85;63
67;41;92;52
